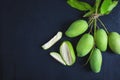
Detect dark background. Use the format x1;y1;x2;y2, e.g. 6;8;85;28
0;0;120;80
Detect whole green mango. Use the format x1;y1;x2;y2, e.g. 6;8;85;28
65;20;88;37
90;48;102;73
109;32;120;54
95;29;108;51
76;33;94;57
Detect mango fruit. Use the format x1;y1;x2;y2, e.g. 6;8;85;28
90;48;102;73
95;29;108;51
60;41;76;66
76;33;94;57
109;32;120;54
65;20;88;37
42;31;62;50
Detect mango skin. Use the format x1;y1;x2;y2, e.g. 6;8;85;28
90;48;102;73
109;32;120;54
95;29;108;51
76;33;94;57
65;20;88;37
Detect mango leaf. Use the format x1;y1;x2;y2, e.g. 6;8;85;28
100;0;112;15
106;1;118;14
95;0;102;12
67;0;92;11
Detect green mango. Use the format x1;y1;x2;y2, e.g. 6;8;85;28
65;20;88;37
76;33;94;57
109;32;120;54
60;41;76;66
95;29;108;51
90;48;102;73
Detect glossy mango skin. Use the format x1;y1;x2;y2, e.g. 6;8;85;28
109;32;120;54
65;20;88;37
76;33;94;57
95;29;108;51
90;48;102;73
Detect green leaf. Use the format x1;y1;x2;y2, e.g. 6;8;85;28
67;0;92;11
100;0;112;15
100;0;118;15
95;0;102;12
106;1;118;14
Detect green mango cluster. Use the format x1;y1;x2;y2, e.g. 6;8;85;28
65;18;120;73
42;0;120;74
64;0;120;73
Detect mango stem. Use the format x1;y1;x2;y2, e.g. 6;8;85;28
88;19;94;27
97;18;109;34
83;48;94;66
94;19;97;37
88;21;93;34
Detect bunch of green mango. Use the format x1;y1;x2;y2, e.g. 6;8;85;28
65;18;120;73
42;0;120;74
